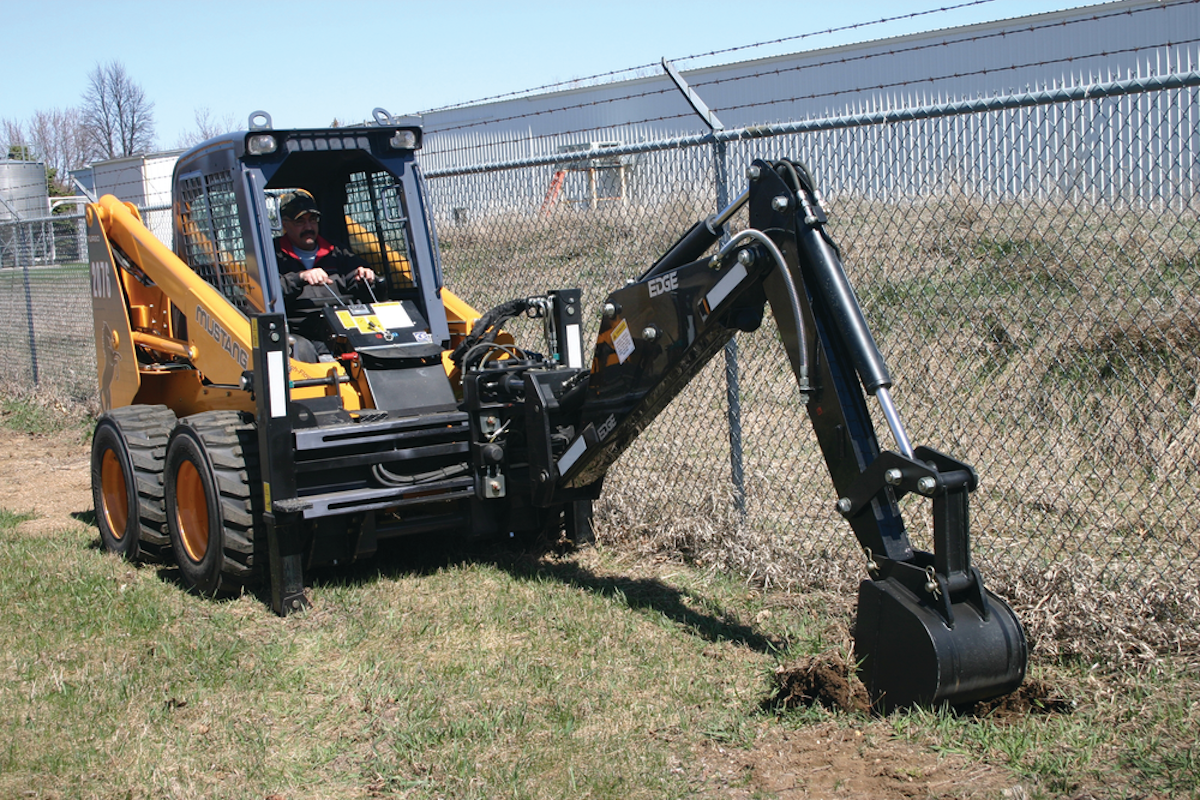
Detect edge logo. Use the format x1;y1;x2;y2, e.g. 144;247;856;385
648;270;678;298
597;413;617;441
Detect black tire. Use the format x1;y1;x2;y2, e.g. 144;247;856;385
90;405;176;561
163;411;261;597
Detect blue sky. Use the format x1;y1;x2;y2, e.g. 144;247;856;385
6;0;1093;149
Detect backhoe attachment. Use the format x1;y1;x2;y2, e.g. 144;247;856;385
557;158;1026;710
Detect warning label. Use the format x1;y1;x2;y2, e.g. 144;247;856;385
612;318;635;364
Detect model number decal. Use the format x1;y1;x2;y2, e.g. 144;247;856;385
648;270;678;298
90;261;113;298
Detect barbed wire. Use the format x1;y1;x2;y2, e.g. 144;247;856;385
419;0;1004;114
711;36;1200;117
671;0;1001;68
423;40;1200;163
424;0;1190;140
688;3;1197;93
422;1;1196;160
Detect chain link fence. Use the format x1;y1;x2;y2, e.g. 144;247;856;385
426;73;1200;608
1;75;1197;631
0;204;171;400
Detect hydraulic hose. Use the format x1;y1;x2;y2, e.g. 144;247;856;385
712;228;812;393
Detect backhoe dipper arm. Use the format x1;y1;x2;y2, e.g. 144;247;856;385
556;159;1025;710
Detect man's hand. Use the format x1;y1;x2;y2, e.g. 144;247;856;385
299;267;332;285
352;265;376;283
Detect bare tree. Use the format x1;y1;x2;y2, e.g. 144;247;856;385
28;108;90;192
1;111;89;194
2;118;28;159
81;60;156;160
176;107;239;149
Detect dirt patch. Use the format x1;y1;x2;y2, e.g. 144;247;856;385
0;426;93;536
717;652;1041;799
769;650;1074;722
769;650;871;713
696;721;1025;799
971;675;1075;720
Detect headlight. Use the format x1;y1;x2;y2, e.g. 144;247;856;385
247;134;277;155
389;130;418;150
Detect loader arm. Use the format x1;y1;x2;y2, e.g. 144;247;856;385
551;159;1026;710
88;195;255;387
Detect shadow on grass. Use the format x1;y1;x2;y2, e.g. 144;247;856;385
489;549;785;655
82;516;782;655
316;537;784;655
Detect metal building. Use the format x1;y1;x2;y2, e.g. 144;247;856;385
75;151;184;247
0;159;53;268
418;0;1200;170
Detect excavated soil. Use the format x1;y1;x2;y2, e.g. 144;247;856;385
769;651;1074;720
971;675;1076;720
769;649;872;713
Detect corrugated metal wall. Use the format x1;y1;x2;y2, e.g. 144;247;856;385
418;0;1200;182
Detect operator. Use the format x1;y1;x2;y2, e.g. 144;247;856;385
274;189;377;357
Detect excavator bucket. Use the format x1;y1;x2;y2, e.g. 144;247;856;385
855;565;1027;712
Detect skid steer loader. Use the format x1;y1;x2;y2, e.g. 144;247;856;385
86;111;1025;711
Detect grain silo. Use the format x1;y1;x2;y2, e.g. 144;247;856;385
0;159;48;221
0;159;51;268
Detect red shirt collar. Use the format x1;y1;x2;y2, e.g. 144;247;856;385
280;234;335;261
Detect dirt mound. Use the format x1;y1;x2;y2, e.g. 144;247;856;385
971;675;1074;720
768;650;871;713
769;651;1073;723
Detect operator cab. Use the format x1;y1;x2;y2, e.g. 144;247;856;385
169;113;455;413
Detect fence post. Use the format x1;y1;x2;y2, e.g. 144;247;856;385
714;140;746;516
662;57;748;519
20;223;40;387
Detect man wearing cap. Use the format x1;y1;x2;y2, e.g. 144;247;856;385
274;190;377;354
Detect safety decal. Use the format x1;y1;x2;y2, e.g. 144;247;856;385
372;302;414;329
612;318;635;364
704;261;748;316
565;323;582;369
335;310;384;334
